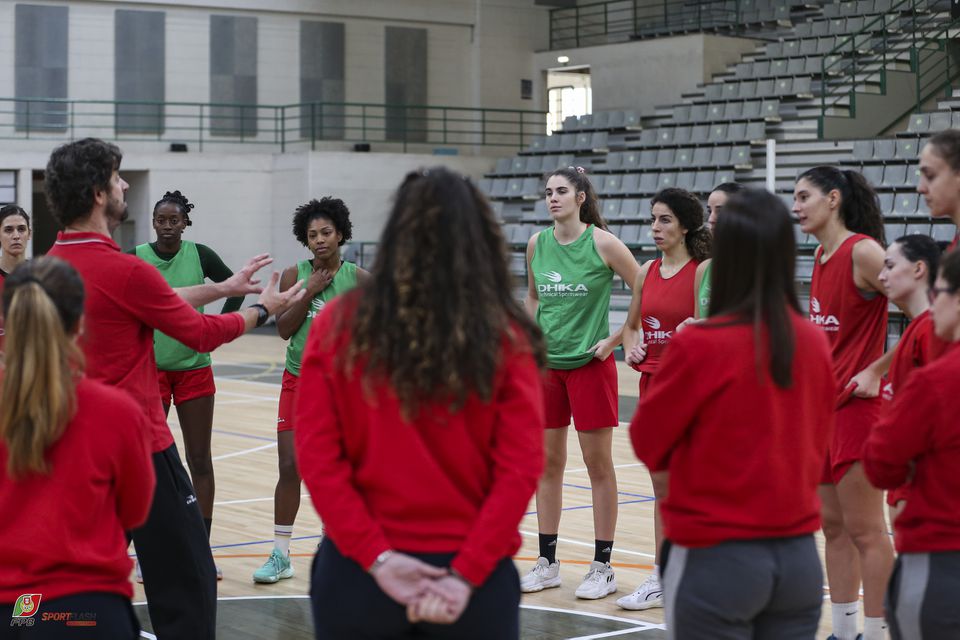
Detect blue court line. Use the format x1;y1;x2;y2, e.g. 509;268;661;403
524;497;653;516
563;482;653;500
211;428;276;443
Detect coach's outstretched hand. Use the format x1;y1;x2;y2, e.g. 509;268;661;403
221;253;273;297
257;272;307;318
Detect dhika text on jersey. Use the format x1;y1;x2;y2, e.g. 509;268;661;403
809;297;840;332
537;271;589;297
643;316;672;344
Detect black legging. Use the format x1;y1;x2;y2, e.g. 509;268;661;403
311;538;521;640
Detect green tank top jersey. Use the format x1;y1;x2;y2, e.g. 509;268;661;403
697;261;713;319
285;259;358;376
531;225;613;370
135;240;211;371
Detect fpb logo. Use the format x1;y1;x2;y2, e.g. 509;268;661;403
12;595;41;618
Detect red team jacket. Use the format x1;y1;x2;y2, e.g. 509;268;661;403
294;294;545;586
631;312;836;547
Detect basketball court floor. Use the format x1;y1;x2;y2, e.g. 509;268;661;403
131;331;859;639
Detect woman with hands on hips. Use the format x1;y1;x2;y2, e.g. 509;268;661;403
295;168;546;639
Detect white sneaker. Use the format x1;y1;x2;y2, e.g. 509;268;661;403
616;573;664;610
520;557;561;593
575;561;617;600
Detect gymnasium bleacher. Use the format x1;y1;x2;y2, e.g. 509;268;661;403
486;0;955;344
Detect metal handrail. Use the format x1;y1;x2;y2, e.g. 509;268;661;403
819;0;957;135
549;0;755;50
0;97;546;152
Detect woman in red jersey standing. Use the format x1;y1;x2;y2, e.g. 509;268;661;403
863;249;960;640
632;188;835;638
877;234;940;521
618;187;711;612
295;168;546;640
918;129;960;253
793;166;893;640
0;257;154;640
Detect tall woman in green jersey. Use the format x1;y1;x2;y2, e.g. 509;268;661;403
253;197;369;584
134;190;244;563
520;166;640;601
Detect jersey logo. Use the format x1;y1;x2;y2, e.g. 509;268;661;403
643;316;672;343
809;297;840;331
537;270;589;297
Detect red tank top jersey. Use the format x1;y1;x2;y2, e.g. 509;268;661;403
882;310;932;404
637;258;698;374
809;233;888;393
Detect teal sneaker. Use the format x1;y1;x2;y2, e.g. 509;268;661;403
252;549;294;584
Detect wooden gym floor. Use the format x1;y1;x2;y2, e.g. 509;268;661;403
131;331;861;639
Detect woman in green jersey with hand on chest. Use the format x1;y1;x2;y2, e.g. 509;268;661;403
253;197;369;584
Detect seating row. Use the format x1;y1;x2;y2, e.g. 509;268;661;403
671;99;781;124
702;76;813;102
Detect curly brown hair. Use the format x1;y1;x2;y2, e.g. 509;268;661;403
338;167;545;417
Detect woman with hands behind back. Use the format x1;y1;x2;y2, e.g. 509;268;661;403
295;168;546;639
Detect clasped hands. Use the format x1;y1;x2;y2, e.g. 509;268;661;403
371;552;473;625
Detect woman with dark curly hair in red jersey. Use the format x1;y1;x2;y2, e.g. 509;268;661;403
793;166;893;640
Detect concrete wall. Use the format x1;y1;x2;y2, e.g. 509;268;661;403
0;147;497;306
534;33;759;114
0;0;549;115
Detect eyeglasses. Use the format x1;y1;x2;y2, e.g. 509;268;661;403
928;286;957;303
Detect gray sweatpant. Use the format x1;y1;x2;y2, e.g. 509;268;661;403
887;551;960;640
662;535;822;640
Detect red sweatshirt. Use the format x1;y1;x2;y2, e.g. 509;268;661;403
0;378;155;602
295;294;545;586
631;312;836;547
48;232;245;452
863;347;960;553
883;311;932;403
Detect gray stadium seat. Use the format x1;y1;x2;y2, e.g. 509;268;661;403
620;199;641;218
878;193;895;214
640;173;659;193
894;193;918;215
932;223;957;242
882;165;907;188
863;165;884;187
884;222;905;241
874;139;896;160
853;140;874;161
693;146;713;166
656;147;676;167
895;138;919;161
674;148;693;167
620;224;641;246
929;112;951;133
907;113;929;134
905;222;931;236
603;199;621;219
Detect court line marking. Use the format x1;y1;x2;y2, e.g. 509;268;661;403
210;428;276;443
213;389;277;401
212;442;276;461
519;530;656;559
566;462;647;474
521;604;664;629
567;628;654;640
215;493;310;506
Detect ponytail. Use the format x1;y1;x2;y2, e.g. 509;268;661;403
685;226;713;262
0;258;84;479
798;166;885;245
547;167;607;230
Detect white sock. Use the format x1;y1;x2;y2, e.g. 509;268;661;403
274;524;293;557
653;564;661;582
863;616;888;640
831;601;859;640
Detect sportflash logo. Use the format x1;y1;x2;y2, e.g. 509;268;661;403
809;297;840;332
643;316;672;343
537;271;589;297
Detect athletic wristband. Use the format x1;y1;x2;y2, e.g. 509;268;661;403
368;550;394;574
249;303;269;328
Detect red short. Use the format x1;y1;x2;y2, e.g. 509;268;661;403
887;485;910;508
820;396;881;485
544;355;618;431
638;370;654;397
157;366;216;407
277;369;299;433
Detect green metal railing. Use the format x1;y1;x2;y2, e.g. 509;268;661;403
0;98;546;152
819;0;960;135
549;0;774;50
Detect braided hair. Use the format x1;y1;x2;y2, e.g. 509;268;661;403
153;190;195;226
